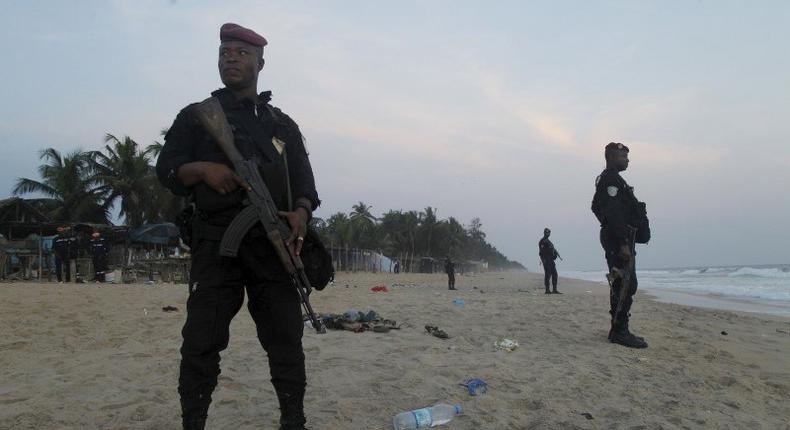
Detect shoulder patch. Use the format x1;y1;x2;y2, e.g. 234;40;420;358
607;186;619;197
272;137;286;155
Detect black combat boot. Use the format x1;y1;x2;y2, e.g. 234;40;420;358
277;388;307;430
608;314;644;342
622;317;645;342
180;396;210;430
609;321;648;348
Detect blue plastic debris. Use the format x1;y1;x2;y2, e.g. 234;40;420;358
460;378;488;396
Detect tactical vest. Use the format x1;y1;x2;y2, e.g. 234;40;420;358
591;170;651;244
191;99;293;224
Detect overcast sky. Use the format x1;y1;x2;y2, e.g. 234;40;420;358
1;0;788;270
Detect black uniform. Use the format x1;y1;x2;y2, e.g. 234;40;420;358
538;237;559;293
592;167;647;335
444;259;456;290
89;237;110;282
53;233;76;282
156;88;319;428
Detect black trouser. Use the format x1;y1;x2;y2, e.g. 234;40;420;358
542;259;557;291
55;254;70;282
601;229;638;326
92;255;108;282
178;235;305;416
447;272;455;290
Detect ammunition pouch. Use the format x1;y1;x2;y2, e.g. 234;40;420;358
632;202;651;244
175;204;197;249
300;228;334;290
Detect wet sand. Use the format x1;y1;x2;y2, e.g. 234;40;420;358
1;271;788;429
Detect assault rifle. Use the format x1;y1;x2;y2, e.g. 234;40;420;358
606;228;637;327
193;97;326;334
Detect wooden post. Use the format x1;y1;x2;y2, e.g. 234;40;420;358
38;228;42;282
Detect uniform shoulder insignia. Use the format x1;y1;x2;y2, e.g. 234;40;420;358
607;186;619;197
271;137;286;155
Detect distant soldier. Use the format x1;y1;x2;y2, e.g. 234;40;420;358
538;228;561;294
591;142;651;349
89;231;110;282
52;226;73;283
444;257;456;290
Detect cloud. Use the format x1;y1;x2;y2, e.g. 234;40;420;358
627;140;728;167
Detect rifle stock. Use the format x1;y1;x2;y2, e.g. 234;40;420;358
192;97;326;334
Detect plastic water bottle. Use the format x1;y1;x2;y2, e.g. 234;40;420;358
393;403;462;429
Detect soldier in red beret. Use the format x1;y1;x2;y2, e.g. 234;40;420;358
157;23;319;430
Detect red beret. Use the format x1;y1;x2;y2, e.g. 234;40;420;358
220;23;267;48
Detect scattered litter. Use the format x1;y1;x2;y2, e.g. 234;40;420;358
721;331;728;336
586;290;592;293
425;325;450;339
777;329;789;335
453;298;465;308
371;284;389;292
342;309;380;322
494;338;519;352
343;309;361;321
144;280;155;285
460;378;488;396
162;306;178;312
581;412;594;420
143;308;148;316
319;311;399;333
391;282;420;288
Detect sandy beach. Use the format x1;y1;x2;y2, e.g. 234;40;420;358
1;271;789;429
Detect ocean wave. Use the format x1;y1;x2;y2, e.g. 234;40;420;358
727;267;790;279
644;281;790;302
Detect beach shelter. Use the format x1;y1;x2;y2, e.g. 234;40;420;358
128;223;180;246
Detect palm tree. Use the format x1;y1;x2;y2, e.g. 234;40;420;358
349;201;377;248
13;148;109;223
145;128;169;159
418;206;438;257
325;212;353;246
90;134;159;227
350;201;376;224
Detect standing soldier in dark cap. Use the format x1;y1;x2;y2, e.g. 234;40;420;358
591;142;651;349
444;257;456;290
89;231;110;283
52;225;71;283
538;227;561;294
156;23;320;430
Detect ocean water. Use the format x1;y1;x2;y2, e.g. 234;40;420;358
564;264;790;305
